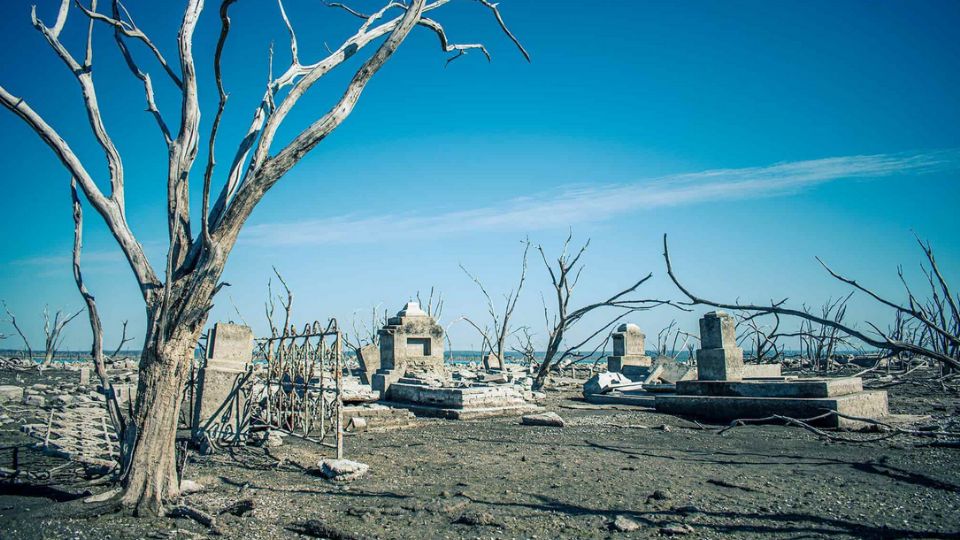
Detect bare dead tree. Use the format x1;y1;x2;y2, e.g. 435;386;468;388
460;241;529;369
3;302;34;364
654;320;698;362
1;0;528;514
509;326;538;372
663;234;960;372
38;306;83;371
416;287;444;320
265;267;293;338
735;312;784;364
70;177;129;452
532;233;677;390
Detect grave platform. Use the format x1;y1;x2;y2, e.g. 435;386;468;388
654;390;889;428
675;377;861;399
382;382;540;420
343;404;417;432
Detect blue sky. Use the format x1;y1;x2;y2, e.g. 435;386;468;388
0;0;958;351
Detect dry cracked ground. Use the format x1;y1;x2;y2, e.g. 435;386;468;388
1;367;959;539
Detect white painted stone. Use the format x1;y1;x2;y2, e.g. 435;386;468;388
318;459;369;482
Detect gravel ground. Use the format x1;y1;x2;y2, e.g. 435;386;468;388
1;366;959;539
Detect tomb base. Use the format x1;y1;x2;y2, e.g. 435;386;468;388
654;390;889;428
607;355;652;372
343;404;417;432
381;382;540;420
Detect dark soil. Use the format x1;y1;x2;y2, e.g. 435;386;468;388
1;367;959;539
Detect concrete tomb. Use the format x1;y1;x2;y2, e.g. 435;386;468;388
191;323;254;438
371;302;446;396
695;311;744;381
655;312;888;428
606;323;652;373
372;302;540;419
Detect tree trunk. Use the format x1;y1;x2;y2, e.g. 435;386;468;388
120;327;200;516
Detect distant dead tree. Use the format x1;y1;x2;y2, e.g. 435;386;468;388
531;233;676;390
264;267;294;338
2;300;81;371
654;319;698;362
0;0;528;514
509;326;538;371
735;312;784;364
460;241;529;369
3;302;34;364
663;234;960;373
346;304;387;371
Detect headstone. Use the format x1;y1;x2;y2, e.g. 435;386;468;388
79;367;91;385
695;311;744;381
482;353;503;371
606;323;652;372
371;302;445;395
357;344;380;385
192;323;254;438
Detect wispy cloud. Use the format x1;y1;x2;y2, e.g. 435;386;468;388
10;250;125;268
242;150;958;246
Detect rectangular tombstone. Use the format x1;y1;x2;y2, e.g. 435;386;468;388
483;353;503;371
193;323;253;436
358;344;381;385
699;311;737;349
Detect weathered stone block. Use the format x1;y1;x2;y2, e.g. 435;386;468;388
612;323;646;356
696;346;744;381
699;311;737;349
357;344;380;385
607;355;652;373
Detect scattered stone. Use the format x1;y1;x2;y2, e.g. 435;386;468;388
179;479;205;495
293;518;365;540
649;489;671;501
520;412;565;428
0;386;24;402
264;430;284;448
674;504;701;515
660;523;694;535
23;395;46;407
52;394;75;407
317;459;369;483
611;515;641;532
454;510;502;527
220;499;255;517
347;417;368;432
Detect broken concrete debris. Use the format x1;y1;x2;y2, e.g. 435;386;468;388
317;458;369;483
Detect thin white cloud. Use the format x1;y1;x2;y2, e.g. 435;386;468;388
242;150;958;246
10;250;124;268
242;150;958;247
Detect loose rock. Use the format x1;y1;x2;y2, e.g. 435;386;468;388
611;515;642;532
317;459;369;483
520;411;565;428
